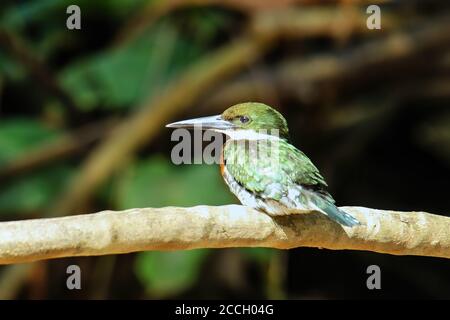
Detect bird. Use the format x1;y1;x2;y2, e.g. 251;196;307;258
166;102;360;227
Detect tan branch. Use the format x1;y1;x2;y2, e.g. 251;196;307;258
0;205;449;264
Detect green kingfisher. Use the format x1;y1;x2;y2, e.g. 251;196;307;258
166;102;360;227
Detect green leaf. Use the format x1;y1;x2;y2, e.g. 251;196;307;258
0;51;25;81
0;118;71;214
1;0;63;30
0;118;60;166
1;0;148;30
116;155;235;209
59;8;231;111
59;22;182;111
0;165;73;214
135;250;209;298
240;248;274;264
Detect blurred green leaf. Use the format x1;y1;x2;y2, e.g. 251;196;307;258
0;118;60;165
1;0;63;30
60;22;187;111
1;0;148;30
0;51;25;81
0;165;72;214
240;248;274;264
0;118;71;214
116;155;235;209
59;8;230;111
135;250;208;298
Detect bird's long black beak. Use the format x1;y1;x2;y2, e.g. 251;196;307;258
166;115;236;130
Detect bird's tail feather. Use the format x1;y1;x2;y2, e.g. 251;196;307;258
310;194;360;227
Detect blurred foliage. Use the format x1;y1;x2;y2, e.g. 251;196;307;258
136;250;209;298
1;0;147;30
60;12;228;111
0;0;450;299
0;165;72;214
0;118;59;165
115;155;235;209
241;248;274;264
0;119;72;214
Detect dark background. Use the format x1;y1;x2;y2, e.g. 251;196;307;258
0;0;449;299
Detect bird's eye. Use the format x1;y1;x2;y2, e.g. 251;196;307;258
239;116;250;124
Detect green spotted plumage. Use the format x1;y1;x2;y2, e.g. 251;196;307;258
222;135;359;226
224;138;329;199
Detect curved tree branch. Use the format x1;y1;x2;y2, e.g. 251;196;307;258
0;206;448;264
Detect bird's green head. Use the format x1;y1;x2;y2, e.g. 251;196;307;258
166;102;290;140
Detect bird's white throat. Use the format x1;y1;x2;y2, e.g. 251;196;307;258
215;129;282;141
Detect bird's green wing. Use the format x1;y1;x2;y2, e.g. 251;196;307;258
223;138;332;201
223;138;364;226
281;141;328;188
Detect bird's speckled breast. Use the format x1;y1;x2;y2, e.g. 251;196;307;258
221;139;297;216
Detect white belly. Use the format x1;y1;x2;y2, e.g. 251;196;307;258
221;166;307;216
